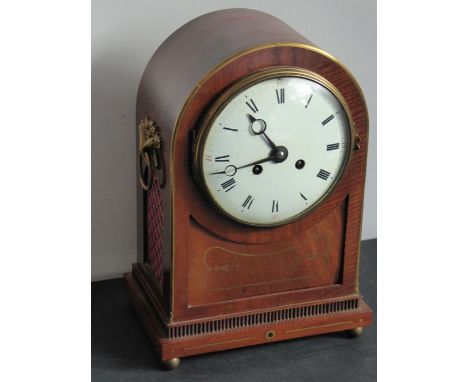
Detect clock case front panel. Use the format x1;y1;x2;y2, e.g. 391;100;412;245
126;9;372;363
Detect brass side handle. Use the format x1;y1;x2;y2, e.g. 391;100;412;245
138;117;165;191
352;122;361;151
354;132;362;150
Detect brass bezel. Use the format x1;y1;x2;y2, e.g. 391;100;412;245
193;66;356;228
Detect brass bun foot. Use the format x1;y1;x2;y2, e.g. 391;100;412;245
346;326;364;338
162;357;181;370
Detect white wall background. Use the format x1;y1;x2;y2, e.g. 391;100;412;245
92;0;376;281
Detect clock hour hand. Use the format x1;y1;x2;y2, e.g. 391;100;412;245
247;114;277;150
236;142;289;168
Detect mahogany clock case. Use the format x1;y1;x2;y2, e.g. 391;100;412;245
125;9;372;364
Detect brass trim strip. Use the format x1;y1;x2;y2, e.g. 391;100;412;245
204;273;325;292
285;320;354;334
183;336;256;351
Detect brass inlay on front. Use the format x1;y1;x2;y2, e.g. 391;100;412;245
285;320;354;334
183;336;256;351
201;245;329;291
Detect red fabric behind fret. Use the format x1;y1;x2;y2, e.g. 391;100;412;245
146;176;164;285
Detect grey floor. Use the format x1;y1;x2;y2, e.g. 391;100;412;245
92;239;376;382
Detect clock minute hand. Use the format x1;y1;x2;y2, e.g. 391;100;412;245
209;169;231;175
209;150;287;176
235;144;289;171
236;155;276;170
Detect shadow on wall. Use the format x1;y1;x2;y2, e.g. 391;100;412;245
91;44;142;281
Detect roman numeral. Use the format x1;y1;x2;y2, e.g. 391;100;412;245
245;98;259;113
242;195;254;209
305;94;313;108
272;200;279;213
326;143;340;151
221;178;236;192
317;169;331;180
300;192;307;201
322;114;335;126
215;155;230;162
276;88;285;104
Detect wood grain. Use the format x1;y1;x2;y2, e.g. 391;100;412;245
169;44;368;322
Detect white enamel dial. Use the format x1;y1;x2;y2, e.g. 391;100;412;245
197;71;352;226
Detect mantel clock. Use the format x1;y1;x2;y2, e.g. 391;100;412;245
125;8;372;369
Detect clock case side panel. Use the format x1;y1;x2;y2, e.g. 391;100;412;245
134;78;174;308
172;45;370;323
133;8;315;320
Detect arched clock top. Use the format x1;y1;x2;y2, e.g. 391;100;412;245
169;45;368;243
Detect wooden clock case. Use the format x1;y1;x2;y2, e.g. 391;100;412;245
125;8;372;367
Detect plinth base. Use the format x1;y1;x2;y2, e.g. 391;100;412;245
124;271;372;365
